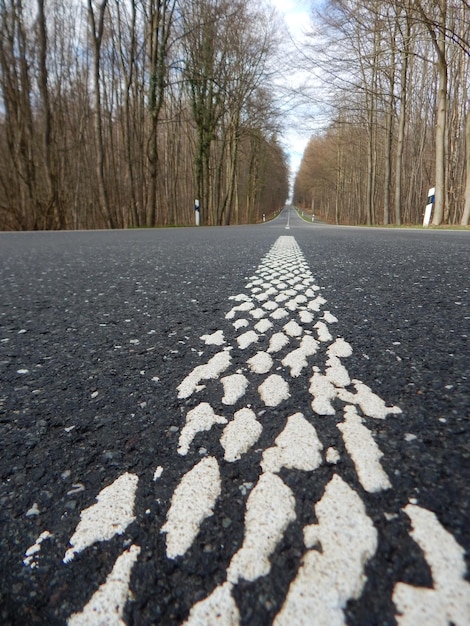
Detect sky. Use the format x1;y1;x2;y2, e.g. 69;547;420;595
270;0;316;182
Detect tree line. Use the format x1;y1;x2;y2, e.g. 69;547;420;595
0;0;289;230
294;0;470;226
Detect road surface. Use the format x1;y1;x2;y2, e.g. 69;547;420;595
1;209;469;625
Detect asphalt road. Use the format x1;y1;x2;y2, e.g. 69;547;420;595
1;209;469;625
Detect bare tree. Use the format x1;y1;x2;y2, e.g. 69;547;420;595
145;0;176;226
0;0;288;230
462;110;470;224
295;0;468;226
87;0;112;226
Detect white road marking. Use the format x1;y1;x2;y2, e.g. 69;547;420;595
225;300;254;319
299;310;314;324
271;308;289;320
282;335;318;377
309;372;337;415
326;447;340;464
233;319;248;330
55;234;462;625
200;330;225;346
229;293;250;302
227;472;296;583
314;321;333;342
254;318;273;333
274;475;377;626
153;466;163;481
177;351;232;399
247;351;273;374
337;405;391;492
162;457;221;559
283;320;303;337
393;505;470;626
64;473;138;563
267;332;290;353
236;330;259;349
221;373;249;405
249;307;265;320
323;311;338;324
308;295;327;311
262;300;279;311
325;355;351;387
258;374;290;406
24;531;52;568
338;380;401;419
178;403;227;455
327;337;352;358
261;413;323;473
67;545;141;626
220;408;263;462
183;581;240;626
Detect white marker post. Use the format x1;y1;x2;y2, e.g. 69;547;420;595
423;187;435;227
194;199;200;226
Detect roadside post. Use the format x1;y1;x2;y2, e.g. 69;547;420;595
194;199;200;226
423;187;435;227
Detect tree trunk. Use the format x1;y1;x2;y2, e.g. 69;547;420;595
461;111;470;225
394;5;411;226
88;0;112;228
431;1;448;225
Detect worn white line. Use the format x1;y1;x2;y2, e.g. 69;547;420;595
162;457;221;559
177;351;232;399
233;319;249;330
227;473;296;583
254;318;273;333
323;311;338;324
24;531;52;568
261;413;323;474
309;371;337;415
250;307;267;320
271;308;289;320
308;295;327;311
393;505;470;626
220;408;263;462
247;351;273;374
174;235;411;623
67;545;141;626
338;380;401;419
337;405;391;493
327;337;352;358
178;403;227;456
258;374;290;407
283;320;303;337
325;355;351;387
183;581;240;626
236;330;259;349
274;475;377;626
267;332;290;353
225;300;254;319
64;473;138;564
200;330;225;346
314;321;333;342
221;374;249;405
282;335;319;377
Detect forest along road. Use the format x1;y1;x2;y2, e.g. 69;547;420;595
1;209;469;625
